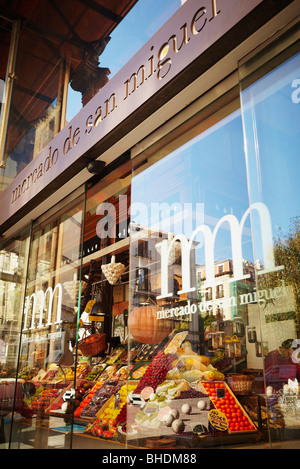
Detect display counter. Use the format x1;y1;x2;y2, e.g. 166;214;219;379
14;330;264;449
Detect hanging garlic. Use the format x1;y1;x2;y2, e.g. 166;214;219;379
63;279;87;302
101;255;126;285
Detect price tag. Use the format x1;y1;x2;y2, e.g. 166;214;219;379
208;409;228;432
114;392;120;409
216;387;226;398
176;359;184;370
192;423;208;435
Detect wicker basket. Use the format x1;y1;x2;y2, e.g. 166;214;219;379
117;425;127;444
78;326;106;356
226;373;254;394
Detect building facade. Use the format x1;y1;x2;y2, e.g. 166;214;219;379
0;0;299;449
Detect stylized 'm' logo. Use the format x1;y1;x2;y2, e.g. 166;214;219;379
0;79;5;104
157;202;284;299
23;283;63;331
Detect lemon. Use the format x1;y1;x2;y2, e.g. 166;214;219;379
185;359;194;370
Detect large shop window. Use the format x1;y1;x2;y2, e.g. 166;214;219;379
1;26;298;450
9;195;85;449
127;97;262;448
239;27;300;446
0;229;30;449
126;33;300;444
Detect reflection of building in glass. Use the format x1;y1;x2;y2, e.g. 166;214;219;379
197;259;256;321
0;249;23;368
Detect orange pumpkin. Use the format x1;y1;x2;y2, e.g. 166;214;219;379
128;304;172;345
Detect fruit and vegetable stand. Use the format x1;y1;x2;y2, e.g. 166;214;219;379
20;331;261;448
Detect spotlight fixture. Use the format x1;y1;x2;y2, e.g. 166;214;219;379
132;267;156;306
86;160;106;174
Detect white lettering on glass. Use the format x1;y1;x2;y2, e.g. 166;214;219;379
157;202;284;299
291;79;300;104
23;283;63;331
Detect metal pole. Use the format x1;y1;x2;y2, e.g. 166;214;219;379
0;19;21;169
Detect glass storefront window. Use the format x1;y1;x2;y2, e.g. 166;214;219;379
8;195;85;449
68;162;132;447
0;229;30;449
0;17;299;451
240;30;300;446
126;96;263;448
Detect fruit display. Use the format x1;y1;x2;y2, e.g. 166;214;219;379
201;381;256;433
112;365;133;380
40;364;61;383
129;363;149;380
30;365;78;384
76;365;91;379
84;382;138;439
133;385;211;433
164;331;188;355
98;364;119;381
18;366;40;380
55;367;74;383
129;376;256;439
114;333;258;443
74;381;104;418
106;345;126;364
26;386;62;413
31;368;48;382
165;340;225;383
135;344;161;362
83;364;107;381
18;328;260;447
85;417;118;439
134;351;177;394
80;379;122;418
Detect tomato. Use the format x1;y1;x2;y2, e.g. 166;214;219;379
96;427;103;437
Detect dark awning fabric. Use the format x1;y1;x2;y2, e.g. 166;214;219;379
0;0;138;76
0;0;138;155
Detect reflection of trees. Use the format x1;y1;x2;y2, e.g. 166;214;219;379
258;217;300;331
275;217;300;314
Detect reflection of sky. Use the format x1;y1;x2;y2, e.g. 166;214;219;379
66;0;181;122
131;108;254;265
131;52;300;268
241;52;300;244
